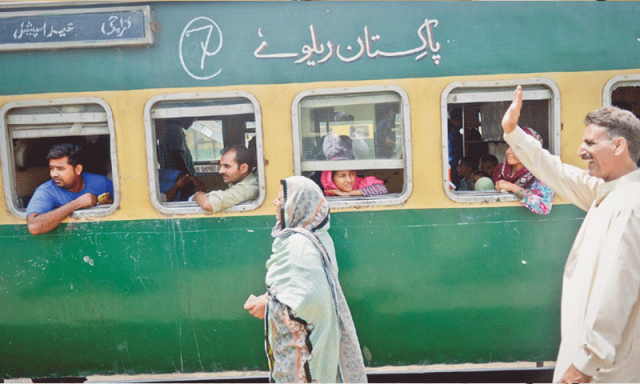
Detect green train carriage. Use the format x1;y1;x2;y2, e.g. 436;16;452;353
0;1;638;379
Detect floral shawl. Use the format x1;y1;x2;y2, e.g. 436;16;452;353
268;176;367;383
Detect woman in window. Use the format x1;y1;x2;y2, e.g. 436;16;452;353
493;127;554;215
244;176;367;383
321;170;388;197
320;134;388;197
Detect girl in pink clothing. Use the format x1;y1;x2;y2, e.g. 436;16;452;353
320;170;388;197
320;133;388;197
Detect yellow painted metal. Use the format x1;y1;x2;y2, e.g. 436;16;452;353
1;68;638;225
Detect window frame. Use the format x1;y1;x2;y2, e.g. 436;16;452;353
441;78;561;203
292;85;413;208
603;74;640;106
144;91;265;215
0;97;120;219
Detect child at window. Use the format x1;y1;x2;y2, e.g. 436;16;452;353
320;170;388;197
320;134;388;197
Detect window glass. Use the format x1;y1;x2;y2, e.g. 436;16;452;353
293;86;412;207
145;93;264;214
442;81;560;202
0;99;118;218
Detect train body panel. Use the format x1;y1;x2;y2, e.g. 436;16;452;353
0;205;584;377
0;1;638;379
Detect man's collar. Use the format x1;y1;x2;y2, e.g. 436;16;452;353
595;168;640;205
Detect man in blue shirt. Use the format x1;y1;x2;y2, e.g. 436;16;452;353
26;143;114;235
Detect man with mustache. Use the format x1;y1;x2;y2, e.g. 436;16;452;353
501;86;640;383
192;144;258;213
26;143;114;235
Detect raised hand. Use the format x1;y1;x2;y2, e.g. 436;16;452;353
502;85;523;134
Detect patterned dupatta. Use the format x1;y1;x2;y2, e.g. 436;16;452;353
493;126;544;189
271;176;367;383
493;162;537;189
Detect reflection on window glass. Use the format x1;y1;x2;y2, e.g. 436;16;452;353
186;120;224;163
298;92;402;162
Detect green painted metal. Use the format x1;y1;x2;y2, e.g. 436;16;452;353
0;205;584;378
1;1;640;95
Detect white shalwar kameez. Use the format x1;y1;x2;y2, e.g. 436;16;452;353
505;127;640;383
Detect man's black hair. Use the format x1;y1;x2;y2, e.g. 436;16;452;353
221;144;252;170
47;143;83;167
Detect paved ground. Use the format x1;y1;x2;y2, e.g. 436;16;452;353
89;361;557;382
3;361;556;383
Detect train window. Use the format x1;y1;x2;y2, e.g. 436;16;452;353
0;98;119;219
144;92;265;214
441;79;560;203
292;85;412;208
604;75;640;166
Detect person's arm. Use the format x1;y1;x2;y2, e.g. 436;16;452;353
164;176;184;203
165;173;204;202
502;86;599;211
496;179;553;215
195;176;258;213
326;189;363;197
244;294;269;320
360;184;388;196
568;208;640;378
193;191;212;211
26;193;97;235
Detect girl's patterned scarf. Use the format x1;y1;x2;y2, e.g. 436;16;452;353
493;162;537;189
493;126;544;189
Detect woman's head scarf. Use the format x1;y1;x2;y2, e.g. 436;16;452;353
273;176;329;236
493;127;543;189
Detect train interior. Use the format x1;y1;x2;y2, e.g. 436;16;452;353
150;97;257;205
298;92;405;196
447;89;552;193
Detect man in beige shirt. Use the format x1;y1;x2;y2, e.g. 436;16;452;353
502;86;640;383
193;144;259;213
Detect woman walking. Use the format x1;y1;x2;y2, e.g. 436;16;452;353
244;176;367;383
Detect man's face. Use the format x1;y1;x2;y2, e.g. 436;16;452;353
219;150;246;184
577;124;617;181
49;156;82;190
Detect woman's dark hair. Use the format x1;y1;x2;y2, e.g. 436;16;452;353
46;143;83;167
